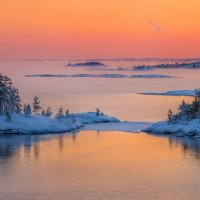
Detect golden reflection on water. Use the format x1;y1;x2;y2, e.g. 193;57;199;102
1;132;200;199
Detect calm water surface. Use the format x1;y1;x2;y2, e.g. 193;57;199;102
1;60;200;199
1;132;200;200
0;60;198;121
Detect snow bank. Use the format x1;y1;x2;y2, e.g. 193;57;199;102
67;112;119;124
144;119;200;137
0;112;119;134
140;90;195;97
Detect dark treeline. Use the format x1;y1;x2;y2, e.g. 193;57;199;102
0;74;65;121
134;61;200;71
0;74;22;120
67;61;106;66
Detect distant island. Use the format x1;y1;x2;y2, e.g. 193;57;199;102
115;61;200;71
25;73;176;79
139;89;196;97
66;61;106;67
145;89;200;137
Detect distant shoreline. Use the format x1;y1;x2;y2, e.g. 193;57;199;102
139;90;195;97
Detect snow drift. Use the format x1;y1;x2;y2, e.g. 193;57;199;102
144;119;200;137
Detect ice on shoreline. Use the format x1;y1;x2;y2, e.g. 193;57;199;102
0;112;119;134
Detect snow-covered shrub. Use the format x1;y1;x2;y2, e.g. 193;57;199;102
56;107;64;120
45;107;53;117
65;109;69;116
96;108;100;116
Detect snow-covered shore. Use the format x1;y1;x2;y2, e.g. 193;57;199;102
144;119;200;137
140;89;195;97
0;112;119;134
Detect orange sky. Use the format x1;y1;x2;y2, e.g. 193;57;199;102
0;0;200;59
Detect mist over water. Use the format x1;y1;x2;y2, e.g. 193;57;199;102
1;59;200;199
0;59;197;121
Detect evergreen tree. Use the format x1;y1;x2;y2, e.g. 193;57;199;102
23;103;32;117
195;88;200;101
194;89;200;118
41;109;46;116
168;109;173;122
178;100;188;120
178;100;186;111
5;107;11;122
56;107;64;120
96;108;100;116
192;97;200;118
32;96;42;115
45;107;53;117
11;87;22;114
0;74;22;116
26;104;32;117
167;88;200;122
23;103;27;114
65;109;69;116
184;104;194;120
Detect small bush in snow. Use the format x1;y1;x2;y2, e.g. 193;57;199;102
65;109;69;116
96;108;100;116
56;107;64;120
45;107;53;117
41;110;46;116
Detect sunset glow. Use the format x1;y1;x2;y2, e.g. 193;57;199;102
1;0;200;59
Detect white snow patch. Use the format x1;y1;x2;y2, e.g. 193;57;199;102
144;119;200;137
0;112;119;134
